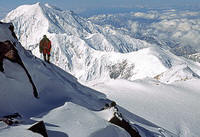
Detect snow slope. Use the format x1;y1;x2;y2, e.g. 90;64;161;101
0;22;131;137
90;78;200;137
1;21;181;137
34;102;130;137
1;20;183;137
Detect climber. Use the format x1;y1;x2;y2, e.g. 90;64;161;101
39;35;51;63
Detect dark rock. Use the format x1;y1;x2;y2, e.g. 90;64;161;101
28;121;48;137
3;113;21;119
9;24;18;40
0;118;13;125
105;103;109;108
0;113;21;126
110;101;116;107
110;115;141;137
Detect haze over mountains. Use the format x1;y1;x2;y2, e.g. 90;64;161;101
89;9;200;55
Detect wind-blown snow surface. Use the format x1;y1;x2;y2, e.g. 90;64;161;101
90;78;200;137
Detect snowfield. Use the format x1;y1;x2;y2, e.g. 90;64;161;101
34;102;131;137
89;78;200;137
1;2;200;137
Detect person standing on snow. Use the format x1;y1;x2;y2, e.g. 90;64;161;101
39;35;51;63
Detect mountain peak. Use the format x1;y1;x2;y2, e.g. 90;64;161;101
4;2;60;18
3;2;93;47
2;3;50;48
4;2;44;18
44;3;63;11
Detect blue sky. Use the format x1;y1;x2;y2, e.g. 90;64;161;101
0;0;200;18
1;0;200;10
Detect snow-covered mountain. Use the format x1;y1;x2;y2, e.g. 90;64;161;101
1;3;200;137
2;2;150;53
0;21;178;137
0;22;130;137
3;3;200;84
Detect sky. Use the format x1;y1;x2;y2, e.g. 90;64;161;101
1;0;200;9
0;0;200;18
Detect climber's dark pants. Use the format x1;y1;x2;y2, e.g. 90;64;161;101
0;57;3;72
43;53;50;63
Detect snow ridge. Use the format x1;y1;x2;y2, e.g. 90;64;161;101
0;22;133;137
1;22;174;137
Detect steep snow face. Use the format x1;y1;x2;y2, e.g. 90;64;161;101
0;22;133;137
0;22;108;116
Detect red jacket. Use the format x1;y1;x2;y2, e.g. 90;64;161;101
39;37;51;55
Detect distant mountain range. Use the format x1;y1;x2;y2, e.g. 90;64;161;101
89;9;200;55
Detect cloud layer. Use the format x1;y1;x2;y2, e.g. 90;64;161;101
89;9;200;55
